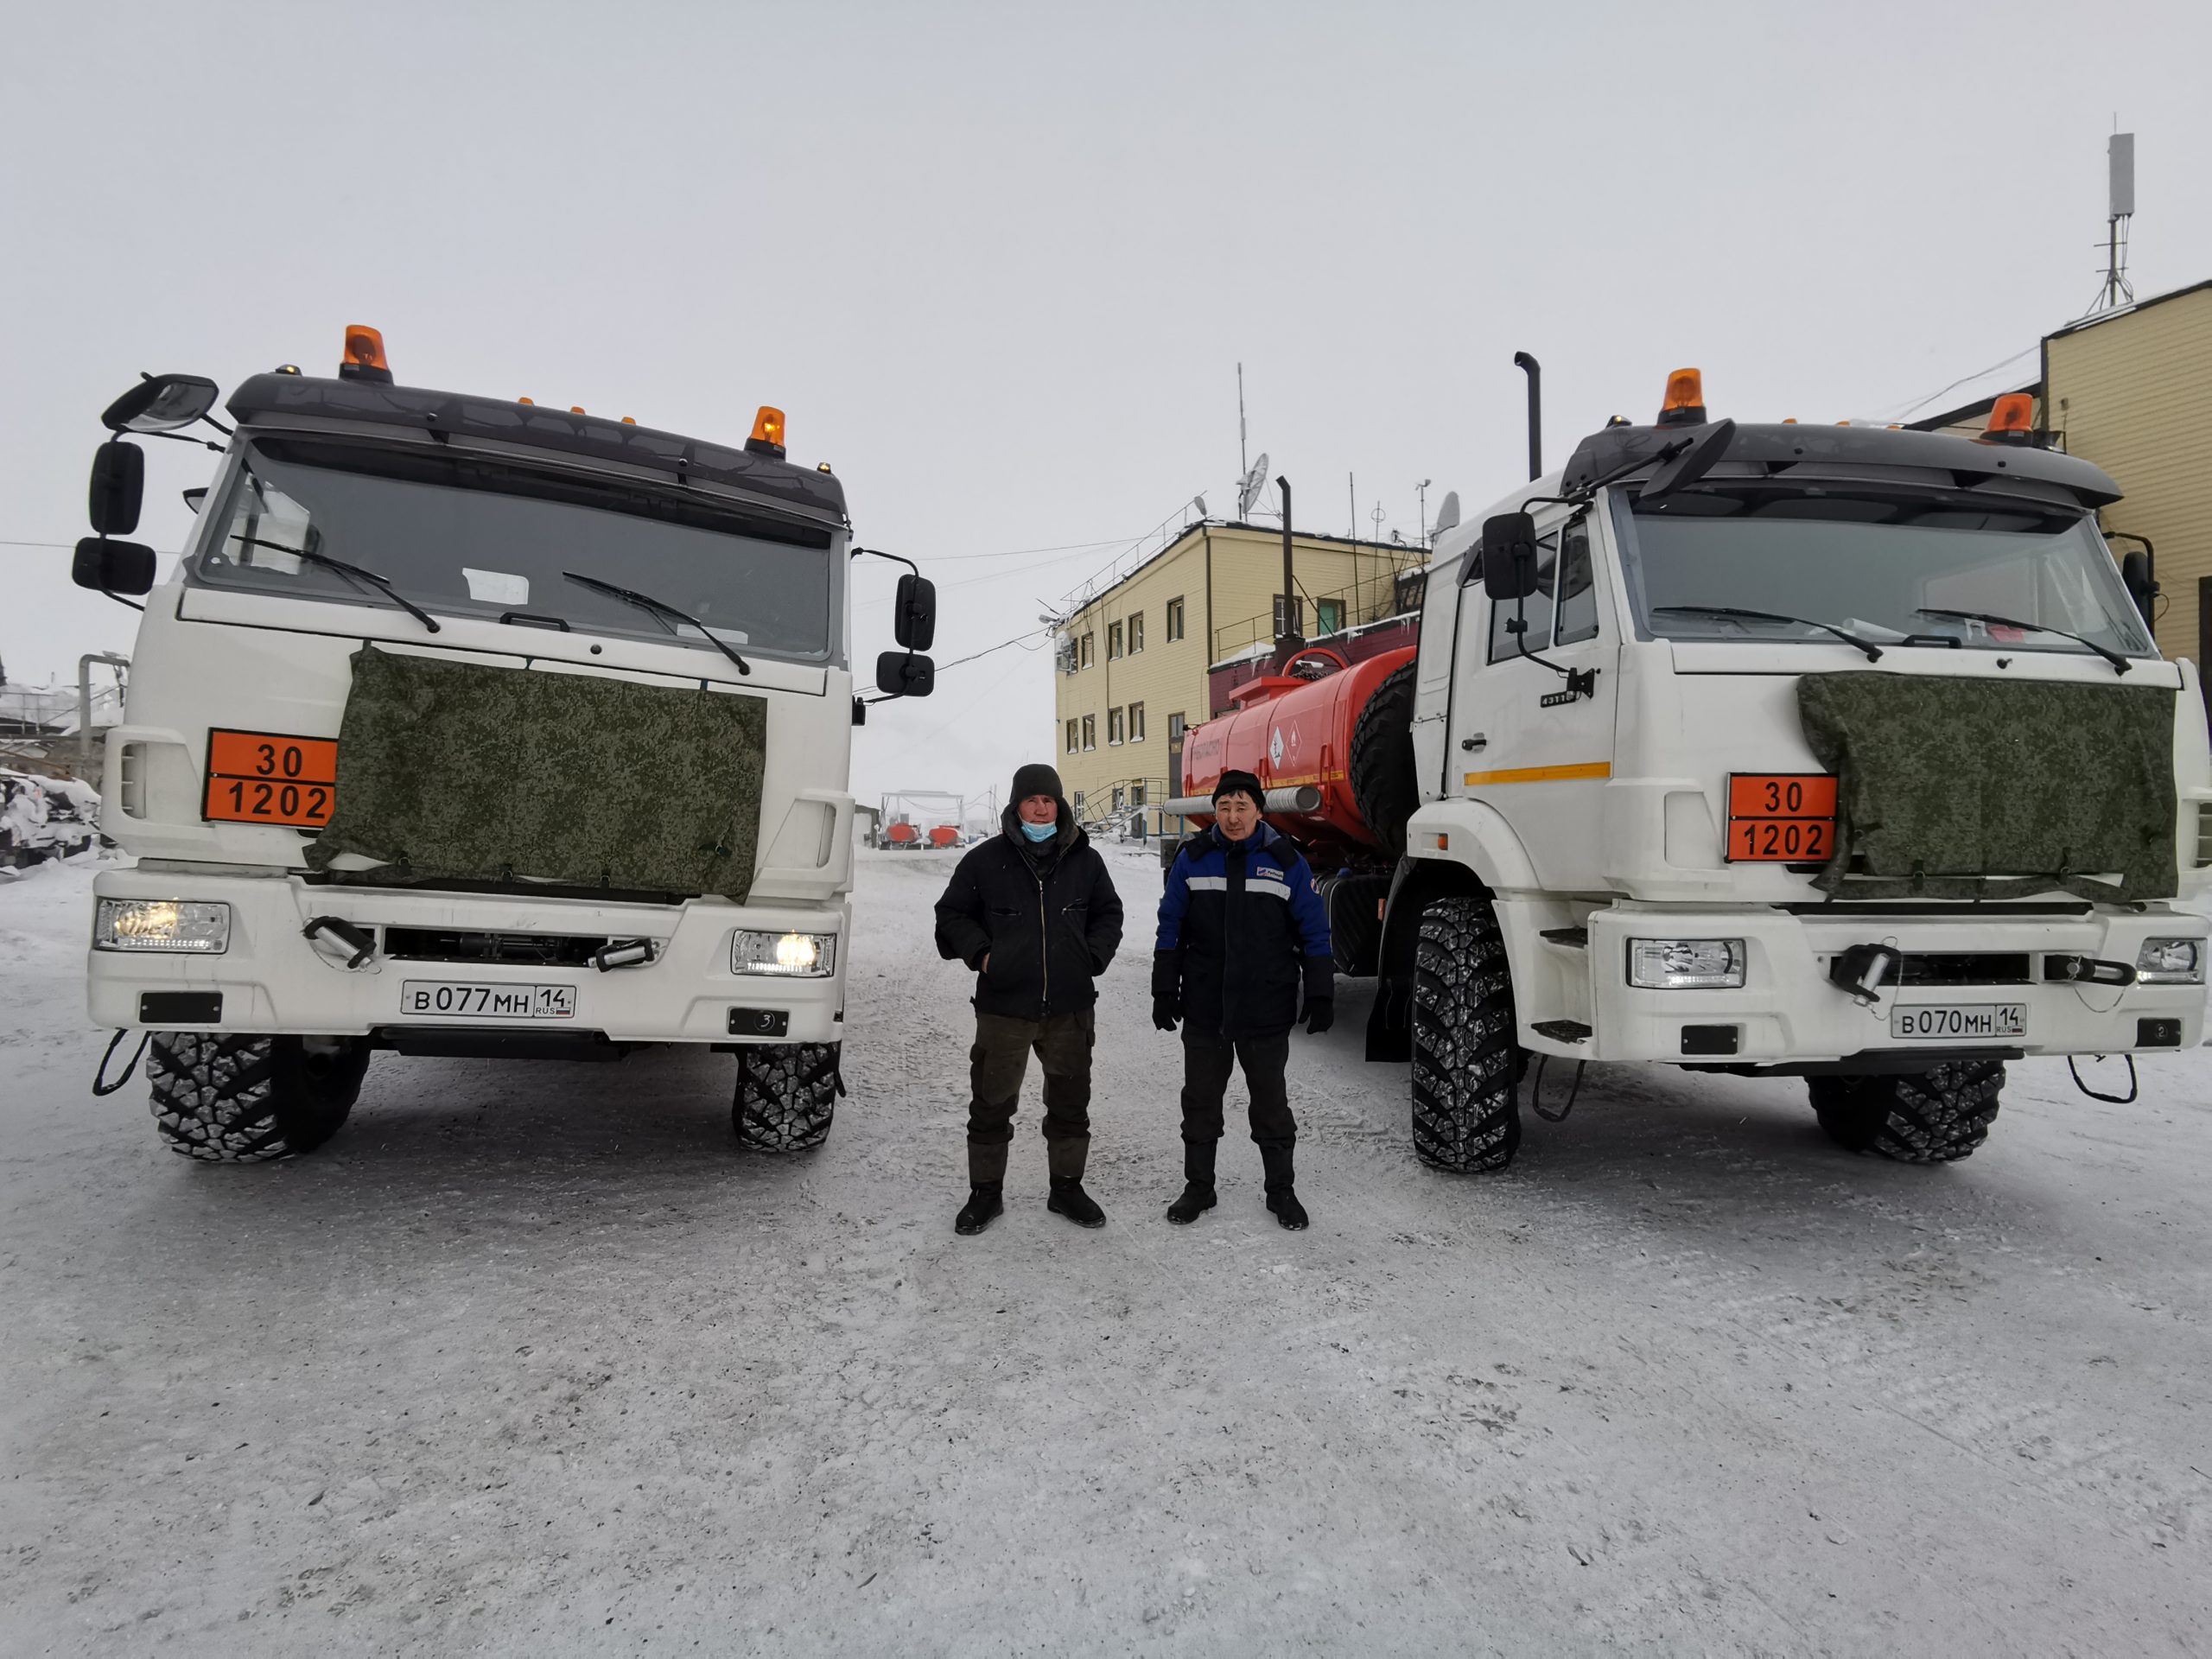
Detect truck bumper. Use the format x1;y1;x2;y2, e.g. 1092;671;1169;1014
86;868;849;1046
1508;900;2208;1067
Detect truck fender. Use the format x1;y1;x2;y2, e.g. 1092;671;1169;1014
1364;852;1490;1062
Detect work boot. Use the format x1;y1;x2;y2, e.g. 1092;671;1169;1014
1166;1138;1217;1225
1046;1176;1106;1229
954;1184;1003;1236
1260;1143;1308;1231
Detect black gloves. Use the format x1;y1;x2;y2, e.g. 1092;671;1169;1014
1152;996;1181;1033
1303;997;1335;1036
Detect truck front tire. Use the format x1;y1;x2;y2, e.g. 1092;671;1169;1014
148;1033;371;1162
733;1041;841;1152
1411;896;1523;1173
1808;1060;2004;1163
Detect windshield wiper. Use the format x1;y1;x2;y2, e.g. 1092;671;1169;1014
231;535;441;634
1652;605;1883;663
1914;607;2130;676
563;571;751;676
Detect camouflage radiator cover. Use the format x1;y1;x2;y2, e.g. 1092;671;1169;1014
307;648;766;900
1796;671;2177;903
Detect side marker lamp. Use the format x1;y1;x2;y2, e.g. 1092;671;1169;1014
339;324;392;385
96;899;232;954
747;405;787;459
1629;938;1745;989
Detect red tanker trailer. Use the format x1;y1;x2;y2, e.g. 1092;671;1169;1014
885;820;920;849
1167;644;1421;973
928;823;961;849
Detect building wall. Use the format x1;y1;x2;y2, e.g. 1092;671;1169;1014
2045;285;2212;669
1050;525;1428;832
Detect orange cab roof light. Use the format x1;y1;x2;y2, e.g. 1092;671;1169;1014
1656;367;1706;427
339;324;392;385
746;405;787;459
1982;392;2037;445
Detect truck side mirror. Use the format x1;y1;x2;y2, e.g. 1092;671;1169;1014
1480;512;1538;601
89;442;145;537
893;572;938;651
73;536;156;595
100;372;220;434
1640;417;1736;501
875;651;936;697
2119;549;2158;627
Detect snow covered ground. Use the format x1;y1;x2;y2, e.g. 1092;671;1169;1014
3;846;2209;1655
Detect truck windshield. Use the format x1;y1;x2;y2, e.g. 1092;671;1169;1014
1611;488;2154;664
191;437;840;664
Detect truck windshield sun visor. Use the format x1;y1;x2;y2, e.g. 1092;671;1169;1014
1615;486;2154;665
192;437;839;665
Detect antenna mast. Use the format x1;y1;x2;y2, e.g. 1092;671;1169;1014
2089;130;2136;315
1236;363;1249;485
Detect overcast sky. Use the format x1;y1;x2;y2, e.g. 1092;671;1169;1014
5;1;2208;809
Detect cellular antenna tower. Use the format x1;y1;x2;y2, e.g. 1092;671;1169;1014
2089;130;2136;315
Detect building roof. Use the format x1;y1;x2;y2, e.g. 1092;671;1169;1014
1061;520;1425;620
2044;276;2212;344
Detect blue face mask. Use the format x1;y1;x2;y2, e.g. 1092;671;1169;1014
1020;819;1058;843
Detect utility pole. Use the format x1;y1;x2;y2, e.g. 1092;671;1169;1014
1417;479;1432;545
1236;363;1249;486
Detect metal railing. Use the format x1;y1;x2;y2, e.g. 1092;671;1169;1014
1209;564;1426;662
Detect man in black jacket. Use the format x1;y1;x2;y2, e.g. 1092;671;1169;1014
1153;769;1334;1230
934;763;1124;1236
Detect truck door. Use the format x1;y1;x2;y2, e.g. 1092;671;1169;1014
1447;508;1619;890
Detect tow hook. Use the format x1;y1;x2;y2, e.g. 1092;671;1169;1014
302;914;378;969
591;939;657;973
1828;943;1902;1005
2043;954;2136;988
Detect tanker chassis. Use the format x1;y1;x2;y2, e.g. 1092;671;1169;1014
68;327;938;1162
1174;370;2209;1172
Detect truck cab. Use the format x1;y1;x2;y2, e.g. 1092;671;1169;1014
1375;373;2210;1170
71;329;937;1162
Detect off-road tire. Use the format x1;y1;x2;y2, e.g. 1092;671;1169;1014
1411;896;1522;1173
1808;1060;2005;1163
1349;659;1420;860
148;1033;371;1162
734;1041;841;1152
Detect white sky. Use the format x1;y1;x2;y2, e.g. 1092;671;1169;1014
4;1;2209;808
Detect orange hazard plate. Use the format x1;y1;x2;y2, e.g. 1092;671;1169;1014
203;729;340;828
1725;773;1836;863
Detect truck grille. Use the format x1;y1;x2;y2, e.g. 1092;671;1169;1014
1893;952;2032;987
381;927;610;968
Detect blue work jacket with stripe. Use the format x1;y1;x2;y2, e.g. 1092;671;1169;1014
1153;822;1333;1042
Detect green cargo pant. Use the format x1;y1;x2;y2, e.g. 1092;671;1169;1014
966;1007;1095;1185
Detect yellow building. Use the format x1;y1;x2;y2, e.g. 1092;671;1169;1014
2043;280;2212;671
1052;524;1427;836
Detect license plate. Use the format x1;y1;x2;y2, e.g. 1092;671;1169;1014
1726;772;1837;863
399;981;577;1020
204;728;340;828
1890;1003;2026;1040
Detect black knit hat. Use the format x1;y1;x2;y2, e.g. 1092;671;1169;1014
1012;762;1065;804
1211;768;1264;806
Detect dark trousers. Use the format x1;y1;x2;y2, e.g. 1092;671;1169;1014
967;1008;1095;1185
1180;1034;1295;1151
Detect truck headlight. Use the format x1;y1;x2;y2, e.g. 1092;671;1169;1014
2134;938;2203;984
733;929;836;977
94;899;232;954
1628;938;1745;989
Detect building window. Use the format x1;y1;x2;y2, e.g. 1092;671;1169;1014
1128;701;1145;742
1072;789;1084;812
1273;594;1304;636
1082;714;1096;750
1107;620;1123;659
1080;632;1095;669
1167;711;1186;743
1128;612;1144;653
1111;784;1125;813
1166;596;1185;641
1107;707;1124;746
1065;718;1078;754
1130;782;1147;808
1316;598;1344;636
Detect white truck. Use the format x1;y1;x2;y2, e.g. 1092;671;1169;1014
1362;368;2210;1169
69;327;938;1161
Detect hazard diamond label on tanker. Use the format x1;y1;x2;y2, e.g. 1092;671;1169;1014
1725;772;1837;863
203;728;340;829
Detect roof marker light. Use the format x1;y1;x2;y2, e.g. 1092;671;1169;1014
747;405;787;459
339;325;392;385
1656;368;1706;427
518;396;534;405
570;406;586;415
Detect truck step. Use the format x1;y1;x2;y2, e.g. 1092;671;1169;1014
1539;926;1589;948
1531;1019;1592;1044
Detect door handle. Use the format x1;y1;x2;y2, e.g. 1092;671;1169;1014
1461;734;1487;752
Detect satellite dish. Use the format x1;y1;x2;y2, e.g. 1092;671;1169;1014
1237;452;1271;520
1431;491;1460;536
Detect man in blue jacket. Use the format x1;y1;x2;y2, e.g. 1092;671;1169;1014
1152;769;1333;1230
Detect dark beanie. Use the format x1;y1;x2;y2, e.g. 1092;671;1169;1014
1012;762;1064;803
1212;768;1265;806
